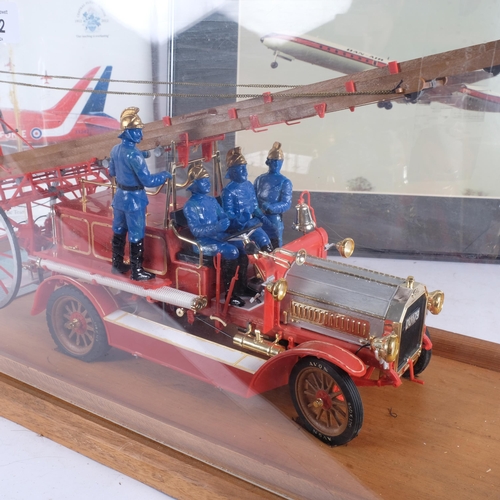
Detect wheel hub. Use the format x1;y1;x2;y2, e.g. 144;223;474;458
65;312;86;335
314;389;332;410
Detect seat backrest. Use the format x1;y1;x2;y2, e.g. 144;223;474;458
171;208;188;228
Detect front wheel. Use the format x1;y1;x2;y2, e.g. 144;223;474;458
403;328;432;378
46;286;110;362
290;357;364;446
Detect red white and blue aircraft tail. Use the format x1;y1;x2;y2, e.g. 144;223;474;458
45;66;101;114
0;66;119;153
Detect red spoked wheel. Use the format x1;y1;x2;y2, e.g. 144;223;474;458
290;356;364;446
0;207;22;309
46;286;110;362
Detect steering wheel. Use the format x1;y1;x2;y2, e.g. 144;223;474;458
223;221;263;242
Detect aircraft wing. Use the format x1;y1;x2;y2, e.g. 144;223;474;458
407;71;500;112
2;38;500;181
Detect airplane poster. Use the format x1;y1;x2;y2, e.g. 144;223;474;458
236;0;500;199
0;0;154;153
0;66;120;153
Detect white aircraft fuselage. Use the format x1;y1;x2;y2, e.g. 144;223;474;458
261;33;389;74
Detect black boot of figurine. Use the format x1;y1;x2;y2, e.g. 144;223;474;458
235;254;254;297
270;238;280;250
130;239;156;281
222;259;245;307
111;233;130;275
261;243;274;253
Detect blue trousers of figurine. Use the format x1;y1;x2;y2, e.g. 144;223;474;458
112;207;146;243
262;214;283;247
193;238;239;260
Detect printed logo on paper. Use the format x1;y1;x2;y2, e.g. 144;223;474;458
75;2;109;38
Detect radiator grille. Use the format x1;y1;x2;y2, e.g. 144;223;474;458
397;295;427;372
290;301;370;337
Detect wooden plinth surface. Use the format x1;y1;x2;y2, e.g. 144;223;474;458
0;293;499;499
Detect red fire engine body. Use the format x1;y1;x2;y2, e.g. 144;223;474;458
0;141;442;446
2;39;498;444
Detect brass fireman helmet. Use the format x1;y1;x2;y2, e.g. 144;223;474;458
189;162;210;181
120;107;144;130
226;147;247;169
267;141;284;160
179;161;210;189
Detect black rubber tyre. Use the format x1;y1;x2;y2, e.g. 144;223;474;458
270;61;278;69
484;64;500;76
46;286;110;362
290;357;364;446
403;328;432;378
0;207;22;309
377;101;393;110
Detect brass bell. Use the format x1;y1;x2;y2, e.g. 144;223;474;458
293;201;316;233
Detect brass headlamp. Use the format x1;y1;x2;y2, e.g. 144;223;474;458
266;278;288;301
371;332;400;363
335;238;355;258
427;290;445;315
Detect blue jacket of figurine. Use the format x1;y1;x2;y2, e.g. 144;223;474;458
183;188;239;260
109;139;169;213
109;131;171;242
221;180;264;232
221;163;271;249
254;160;292;247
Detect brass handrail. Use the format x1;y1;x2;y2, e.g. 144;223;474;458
169;220;204;269
80;178;113;212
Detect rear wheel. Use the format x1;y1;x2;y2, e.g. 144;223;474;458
290;357;364;446
46;286;110;362
0;207;22;309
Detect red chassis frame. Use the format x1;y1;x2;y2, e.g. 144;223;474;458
26;182;427;398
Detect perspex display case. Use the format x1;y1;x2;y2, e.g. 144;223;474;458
0;1;499;498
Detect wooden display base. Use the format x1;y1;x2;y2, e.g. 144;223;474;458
431;327;500;373
0;373;276;500
1;295;499;500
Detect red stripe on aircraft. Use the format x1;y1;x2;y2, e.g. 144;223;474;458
272;34;388;68
460;86;500;104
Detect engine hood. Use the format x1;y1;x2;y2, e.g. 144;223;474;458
285;255;422;320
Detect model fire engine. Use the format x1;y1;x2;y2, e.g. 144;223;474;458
1;39;498;445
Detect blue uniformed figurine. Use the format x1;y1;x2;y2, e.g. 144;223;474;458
254;142;292;248
182;163;245;307
221;147;273;253
109;107;171;280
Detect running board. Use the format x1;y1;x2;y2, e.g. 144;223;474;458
103;309;267;374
